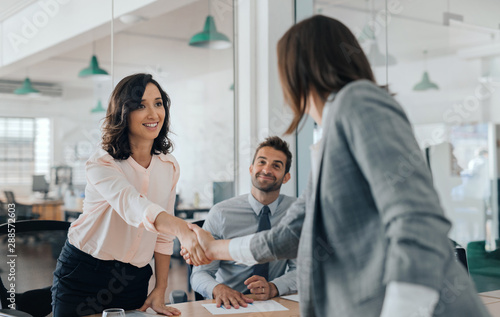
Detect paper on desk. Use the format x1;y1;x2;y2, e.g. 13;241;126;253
202;300;289;315
281;294;299;302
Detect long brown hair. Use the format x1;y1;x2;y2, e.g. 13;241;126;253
278;15;376;134
101;73;173;159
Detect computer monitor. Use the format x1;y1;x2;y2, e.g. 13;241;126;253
213;181;234;205
32;175;50;199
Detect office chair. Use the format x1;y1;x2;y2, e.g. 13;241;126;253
2;192;38;221
0;220;71;317
169;220;205;304
0;200;7;224
449;239;468;272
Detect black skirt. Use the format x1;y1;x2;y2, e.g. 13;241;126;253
51;240;152;317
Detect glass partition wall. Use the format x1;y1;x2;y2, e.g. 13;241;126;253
0;0;235;299
314;0;500;292
0;0;235;212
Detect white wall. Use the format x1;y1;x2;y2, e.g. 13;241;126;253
169;69;234;206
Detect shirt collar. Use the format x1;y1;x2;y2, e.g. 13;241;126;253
247;193;280;216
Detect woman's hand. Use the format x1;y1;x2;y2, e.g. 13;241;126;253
180;223;215;265
153;212;211;266
139;288;181;316
178;226;211;266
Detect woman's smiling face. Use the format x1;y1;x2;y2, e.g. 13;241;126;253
127;82;165;146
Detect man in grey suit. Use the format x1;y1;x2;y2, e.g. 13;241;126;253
190;136;297;309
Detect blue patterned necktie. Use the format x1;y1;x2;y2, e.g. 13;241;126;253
251;205;271;280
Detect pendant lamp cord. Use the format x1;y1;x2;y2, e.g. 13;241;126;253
423;50;428;71
111;0;114;87
385;0;389;86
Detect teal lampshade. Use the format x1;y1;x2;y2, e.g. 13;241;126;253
357;24;376;42
413;71;439;91
78;55;109;79
367;42;397;67
91;99;106;113
14;77;40;95
480;56;500;83
189;15;231;49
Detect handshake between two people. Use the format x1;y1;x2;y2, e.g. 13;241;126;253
178;222;219;266
154;212;227;266
180;224;278;309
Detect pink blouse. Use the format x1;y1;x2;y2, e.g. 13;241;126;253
68;148;179;267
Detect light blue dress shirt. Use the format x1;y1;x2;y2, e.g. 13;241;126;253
190;193;297;299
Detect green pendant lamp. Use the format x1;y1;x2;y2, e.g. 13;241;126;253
367;41;397;67
413;72;439;91
413;50;439;91
14;77;40;95
189;15;231;49
91;99;106;113
78;55;109;79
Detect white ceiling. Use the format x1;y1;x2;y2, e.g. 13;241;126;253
316;0;500;62
1;0;500;90
0;0;234;88
0;0;35;21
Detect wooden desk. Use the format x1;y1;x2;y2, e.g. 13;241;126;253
84;297;299;317
15;197;64;221
479;290;500;316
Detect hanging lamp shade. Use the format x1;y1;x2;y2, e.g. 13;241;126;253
91;99;106;113
413;51;439;91
480;56;500;84
14;77;40;95
357;24;376;42
189;15;231;49
78;55;109;79
367;41;397;67
413;71;439;91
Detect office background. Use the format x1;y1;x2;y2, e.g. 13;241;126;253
1;0;500;293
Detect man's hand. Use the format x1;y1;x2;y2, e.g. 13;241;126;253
181;223;216;265
139;288;181;316
244;275;278;300
154;212;210;266
188;223;215;253
178;228;211;266
212;284;254;309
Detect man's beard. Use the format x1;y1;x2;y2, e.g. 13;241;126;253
251;172;283;193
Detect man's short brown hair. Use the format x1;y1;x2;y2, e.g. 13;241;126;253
252;136;292;174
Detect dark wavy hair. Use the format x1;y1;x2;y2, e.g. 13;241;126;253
101;73;173;159
277;15;376;134
252;136;292;174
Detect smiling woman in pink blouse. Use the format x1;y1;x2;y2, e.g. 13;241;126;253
51;73;208;316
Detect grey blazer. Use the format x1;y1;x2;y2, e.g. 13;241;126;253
250;80;490;317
